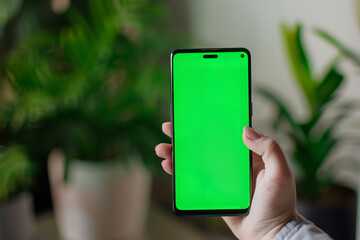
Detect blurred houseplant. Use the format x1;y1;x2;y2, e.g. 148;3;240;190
0;1;36;239
258;23;359;239
1;0;171;239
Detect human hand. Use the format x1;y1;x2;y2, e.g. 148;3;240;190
155;122;298;240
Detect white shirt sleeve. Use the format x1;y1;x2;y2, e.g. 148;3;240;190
274;215;333;240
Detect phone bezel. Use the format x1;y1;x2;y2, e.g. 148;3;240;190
170;48;253;217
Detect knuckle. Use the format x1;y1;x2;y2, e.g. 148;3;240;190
265;138;279;151
263;138;281;160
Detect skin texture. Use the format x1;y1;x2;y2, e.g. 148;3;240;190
155;122;298;240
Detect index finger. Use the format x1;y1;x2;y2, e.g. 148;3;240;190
162;122;172;138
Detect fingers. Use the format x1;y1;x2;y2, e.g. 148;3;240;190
162;122;172;138
155;143;172;159
158;122;172;175
161;160;172;175
155;143;172;175
155;122;172;175
243;127;291;178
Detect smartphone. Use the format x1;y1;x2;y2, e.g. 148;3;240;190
171;48;252;216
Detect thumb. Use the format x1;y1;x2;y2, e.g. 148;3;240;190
242;127;291;178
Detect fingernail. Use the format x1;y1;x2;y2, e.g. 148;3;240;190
244;126;261;141
155;144;159;151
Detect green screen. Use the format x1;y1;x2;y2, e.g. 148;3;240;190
173;50;251;211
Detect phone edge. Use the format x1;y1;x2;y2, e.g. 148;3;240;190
170;48;253;217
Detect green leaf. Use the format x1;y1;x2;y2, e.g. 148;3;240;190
281;23;317;115
308;103;355;169
291;133;318;182
0;145;32;202
315;63;344;109
313;129;337;167
314;28;360;66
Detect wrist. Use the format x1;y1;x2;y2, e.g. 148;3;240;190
260;224;287;240
258;212;299;240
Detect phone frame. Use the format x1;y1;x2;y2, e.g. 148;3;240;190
170;48;253;217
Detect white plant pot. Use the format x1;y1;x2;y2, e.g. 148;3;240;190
0;192;35;240
48;150;152;240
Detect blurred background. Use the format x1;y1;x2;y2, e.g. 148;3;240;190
0;0;360;239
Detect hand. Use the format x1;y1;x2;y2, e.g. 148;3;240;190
155;122;298;240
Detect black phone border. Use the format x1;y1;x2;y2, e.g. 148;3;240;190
170;47;253;217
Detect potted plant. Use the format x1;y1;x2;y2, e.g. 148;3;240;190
258;23;359;240
0;2;37;239
1;0;171;239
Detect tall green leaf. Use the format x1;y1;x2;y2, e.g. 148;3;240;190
314;28;360;66
258;23;359;200
315;63;344;109
281;23;317;115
